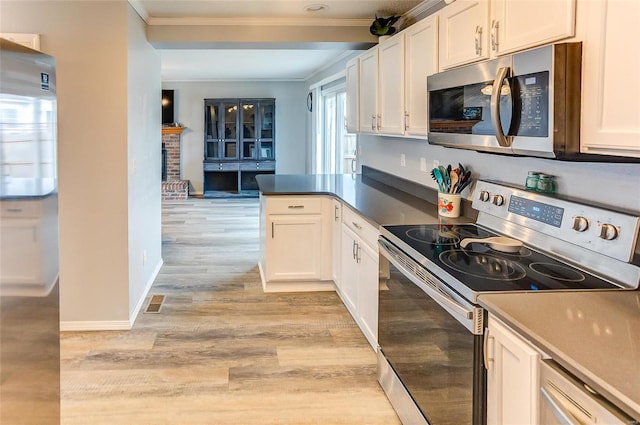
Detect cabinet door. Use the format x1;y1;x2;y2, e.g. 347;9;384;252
439;0;490;70
378;35;405;135
404;15;438;137
0;220;41;284
486;316;541;425
204;101;222;159
265;214;323;281
204;99;239;160
346;58;359;133
258;100;275;160
358;48;379;134
331;199;342;289
357;240;379;349
579;0;640;158
491;0;575;56
340;225;359;314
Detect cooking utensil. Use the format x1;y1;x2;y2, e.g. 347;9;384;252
456;170;472;193
431;167;445;192
438;165;449;192
449;170;459;193
460;236;523;253
458;163;466;176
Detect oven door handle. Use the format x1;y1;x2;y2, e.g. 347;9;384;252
380;241;475;322
540;387;581;425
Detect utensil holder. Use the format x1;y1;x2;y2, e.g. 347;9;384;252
438;193;461;218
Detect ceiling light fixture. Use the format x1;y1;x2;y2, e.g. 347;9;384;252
304;4;328;13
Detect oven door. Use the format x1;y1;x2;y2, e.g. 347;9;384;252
378;238;486;425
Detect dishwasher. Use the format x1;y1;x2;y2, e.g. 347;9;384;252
540;360;636;425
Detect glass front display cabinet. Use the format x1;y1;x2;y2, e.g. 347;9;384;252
203;98;275;197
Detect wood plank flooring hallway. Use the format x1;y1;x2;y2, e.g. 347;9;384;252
60;198;400;425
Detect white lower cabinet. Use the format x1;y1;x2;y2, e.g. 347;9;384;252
486;314;548;425
0;196;58;296
266;214;323;281
331;199;342;289
259;195;333;292
339;207;379;350
259;195;380;348
355;240;378;347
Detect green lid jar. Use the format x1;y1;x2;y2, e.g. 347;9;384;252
525;171;540;191
536;174;556;193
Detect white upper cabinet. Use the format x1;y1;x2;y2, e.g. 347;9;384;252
490;0;576;55
358;48;379;134
404;15;439;137
439;0;490;69
345;58;359;134
377;35;406;136
439;0;576;70
578;0;640;158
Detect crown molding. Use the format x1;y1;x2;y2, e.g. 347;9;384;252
147;16;371;27
128;0;150;23
404;0;447;22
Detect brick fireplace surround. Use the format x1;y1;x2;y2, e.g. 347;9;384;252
161;126;189;200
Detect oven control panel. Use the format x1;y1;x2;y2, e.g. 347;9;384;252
473;180;640;263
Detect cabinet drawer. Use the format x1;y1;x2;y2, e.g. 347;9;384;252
203;162;239;171
240;161;275;171
266;196;323;215
0;200;42;218
342;206;379;248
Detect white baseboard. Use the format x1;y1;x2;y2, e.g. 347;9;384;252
60;258;164;332
60;320;131;331
259;262;336;293
129;257;164;327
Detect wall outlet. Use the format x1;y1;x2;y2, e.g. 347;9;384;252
420;157;427;172
432;159;440;170
400;154;406;167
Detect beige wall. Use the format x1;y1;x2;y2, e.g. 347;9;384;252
1;1;162;328
127;5;162;320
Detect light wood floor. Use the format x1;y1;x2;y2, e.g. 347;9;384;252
60;198;400;425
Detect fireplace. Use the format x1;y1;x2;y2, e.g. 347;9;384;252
161;126;188;200
162;144;167;181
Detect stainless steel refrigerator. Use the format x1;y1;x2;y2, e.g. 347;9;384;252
0;38;60;424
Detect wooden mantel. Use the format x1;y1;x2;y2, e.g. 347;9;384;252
162;126;186;135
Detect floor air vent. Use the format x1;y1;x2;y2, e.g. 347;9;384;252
145;295;165;313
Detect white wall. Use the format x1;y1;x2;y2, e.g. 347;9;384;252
358;135;640;213
162;80;308;194
2;1;162;329
127;5;162;322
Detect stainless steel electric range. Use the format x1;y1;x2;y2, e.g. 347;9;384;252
377;180;640;425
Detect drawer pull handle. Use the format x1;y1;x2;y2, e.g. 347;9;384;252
288;205;304;209
352;221;362;230
6;208;23;212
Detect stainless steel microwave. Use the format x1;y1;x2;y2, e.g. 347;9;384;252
427;43;582;159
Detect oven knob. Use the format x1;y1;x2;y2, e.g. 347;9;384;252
599;223;618;240
479;191;490;202
492;195;505;206
572;216;589;232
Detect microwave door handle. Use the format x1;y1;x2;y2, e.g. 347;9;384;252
490;66;513;147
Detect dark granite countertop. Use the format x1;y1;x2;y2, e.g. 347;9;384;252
478;291;640;420
256;172;473;228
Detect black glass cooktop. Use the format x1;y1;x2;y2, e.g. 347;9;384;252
382;224;620;293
